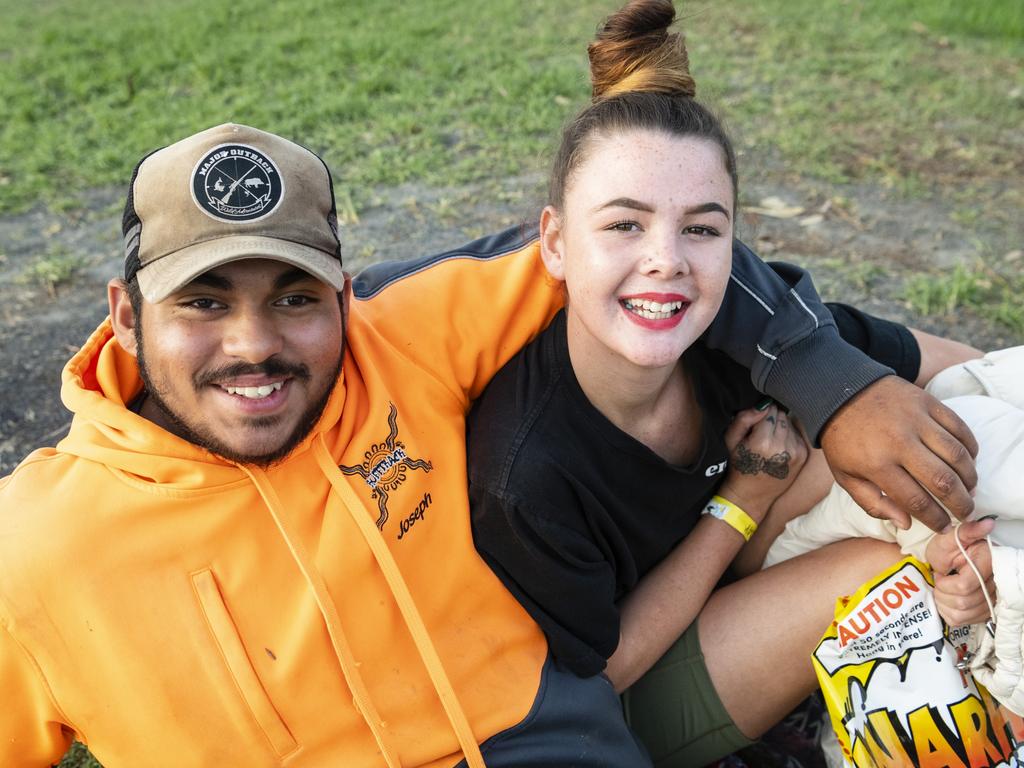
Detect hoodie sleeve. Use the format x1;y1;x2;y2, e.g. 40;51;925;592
703;243;892;443
0;621;72;767
353;227;891;434
350;227;562;405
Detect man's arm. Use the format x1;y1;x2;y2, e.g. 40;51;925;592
703;241;977;530
0;622;72;767
357;228;977;530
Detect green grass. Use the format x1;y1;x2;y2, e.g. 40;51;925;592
0;0;609;215
60;742;102;768
689;0;1024;188
1;0;1021;215
905;262;1024;334
19;249;89;295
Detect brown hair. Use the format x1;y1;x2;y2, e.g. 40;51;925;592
549;0;736;209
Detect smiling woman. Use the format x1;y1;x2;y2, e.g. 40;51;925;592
465;1;937;765
540;131;734;379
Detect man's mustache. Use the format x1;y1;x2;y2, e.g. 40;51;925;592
193;359;311;388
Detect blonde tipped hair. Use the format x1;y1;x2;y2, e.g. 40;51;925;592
547;0;737;212
588;0;696;101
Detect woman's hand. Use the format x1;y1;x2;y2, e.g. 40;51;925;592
925;517;996;627
718;404;809;524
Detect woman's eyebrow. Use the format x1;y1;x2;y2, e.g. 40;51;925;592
593;197;654;213
685;202;731;220
593;197;731;220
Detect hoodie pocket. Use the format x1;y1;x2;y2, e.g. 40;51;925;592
192;569;298;757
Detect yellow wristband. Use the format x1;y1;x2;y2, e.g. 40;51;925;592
702;495;757;541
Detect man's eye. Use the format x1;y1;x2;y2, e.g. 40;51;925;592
185;298;223;310
277;295;313;307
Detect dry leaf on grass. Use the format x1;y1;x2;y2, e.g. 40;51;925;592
743;196;805;219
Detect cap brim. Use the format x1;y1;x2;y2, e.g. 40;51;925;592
136;236;346;303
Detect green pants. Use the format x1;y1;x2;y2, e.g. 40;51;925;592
621;621;752;767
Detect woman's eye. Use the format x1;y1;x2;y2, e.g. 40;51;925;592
685;225;721;238
607;220;639;232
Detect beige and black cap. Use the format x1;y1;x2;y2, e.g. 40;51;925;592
122;123;345;303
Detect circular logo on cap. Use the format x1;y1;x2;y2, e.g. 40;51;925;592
191;143;284;222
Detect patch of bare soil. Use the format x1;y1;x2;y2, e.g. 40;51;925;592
0;168;1020;475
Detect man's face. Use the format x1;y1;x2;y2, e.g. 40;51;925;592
134;259;344;465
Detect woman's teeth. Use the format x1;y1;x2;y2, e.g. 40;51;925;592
623;298;684;320
224;382;284;399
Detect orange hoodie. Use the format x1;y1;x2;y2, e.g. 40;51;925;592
0;228;892;767
0;232;560;767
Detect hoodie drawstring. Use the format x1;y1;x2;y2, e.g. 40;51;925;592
245;464;403;767
313;437;486;768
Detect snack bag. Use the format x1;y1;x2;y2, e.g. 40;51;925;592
812;556;1024;767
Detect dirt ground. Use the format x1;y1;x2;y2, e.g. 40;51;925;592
1;161;1021;475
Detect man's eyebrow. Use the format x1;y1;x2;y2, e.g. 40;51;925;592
274;267;318;290
183;267;318;292
187;272;232;290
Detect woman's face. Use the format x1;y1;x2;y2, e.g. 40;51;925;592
541;129;735;376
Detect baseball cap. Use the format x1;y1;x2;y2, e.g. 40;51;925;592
122;123;346;303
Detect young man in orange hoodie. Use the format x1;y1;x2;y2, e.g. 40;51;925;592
0;124;981;767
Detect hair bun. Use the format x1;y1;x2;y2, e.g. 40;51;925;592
588;0;696;101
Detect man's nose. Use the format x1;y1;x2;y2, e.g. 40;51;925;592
222;309;284;362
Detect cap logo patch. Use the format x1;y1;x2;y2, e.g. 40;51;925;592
191;143;284;222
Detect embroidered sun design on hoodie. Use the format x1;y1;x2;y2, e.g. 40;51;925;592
339;402;432;529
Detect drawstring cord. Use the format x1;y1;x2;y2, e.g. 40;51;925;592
313;438;487;768
244;464;403;767
952;523;997;637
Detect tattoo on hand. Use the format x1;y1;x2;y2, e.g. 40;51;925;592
735;443;791;479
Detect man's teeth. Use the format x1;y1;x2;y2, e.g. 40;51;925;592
623;298;685;320
223;382;284;399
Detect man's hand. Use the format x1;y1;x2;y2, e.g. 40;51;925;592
926;518;995;627
820;375;978;532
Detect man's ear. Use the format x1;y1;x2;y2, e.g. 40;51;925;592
539;206;566;282
108;278;139;357
341;272;352;327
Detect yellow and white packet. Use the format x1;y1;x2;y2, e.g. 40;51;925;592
812;556;1024;767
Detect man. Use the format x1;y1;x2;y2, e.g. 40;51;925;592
0;124;978;767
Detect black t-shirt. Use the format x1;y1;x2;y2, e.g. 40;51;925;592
468;305;919;677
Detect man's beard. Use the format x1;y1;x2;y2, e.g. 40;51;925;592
134;323;342;467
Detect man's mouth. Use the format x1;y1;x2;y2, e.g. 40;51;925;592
621;297;687;321
221;381;285;400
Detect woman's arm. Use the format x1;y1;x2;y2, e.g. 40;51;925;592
605;405;807;691
606;513;750;692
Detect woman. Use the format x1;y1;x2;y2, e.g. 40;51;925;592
468;1;990;764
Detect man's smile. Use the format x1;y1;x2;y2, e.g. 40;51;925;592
210;378;294;414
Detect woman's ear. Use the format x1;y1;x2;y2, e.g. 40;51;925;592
539;205;566;282
108;278;139;357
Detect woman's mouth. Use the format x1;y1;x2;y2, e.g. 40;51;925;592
621;297;686;320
